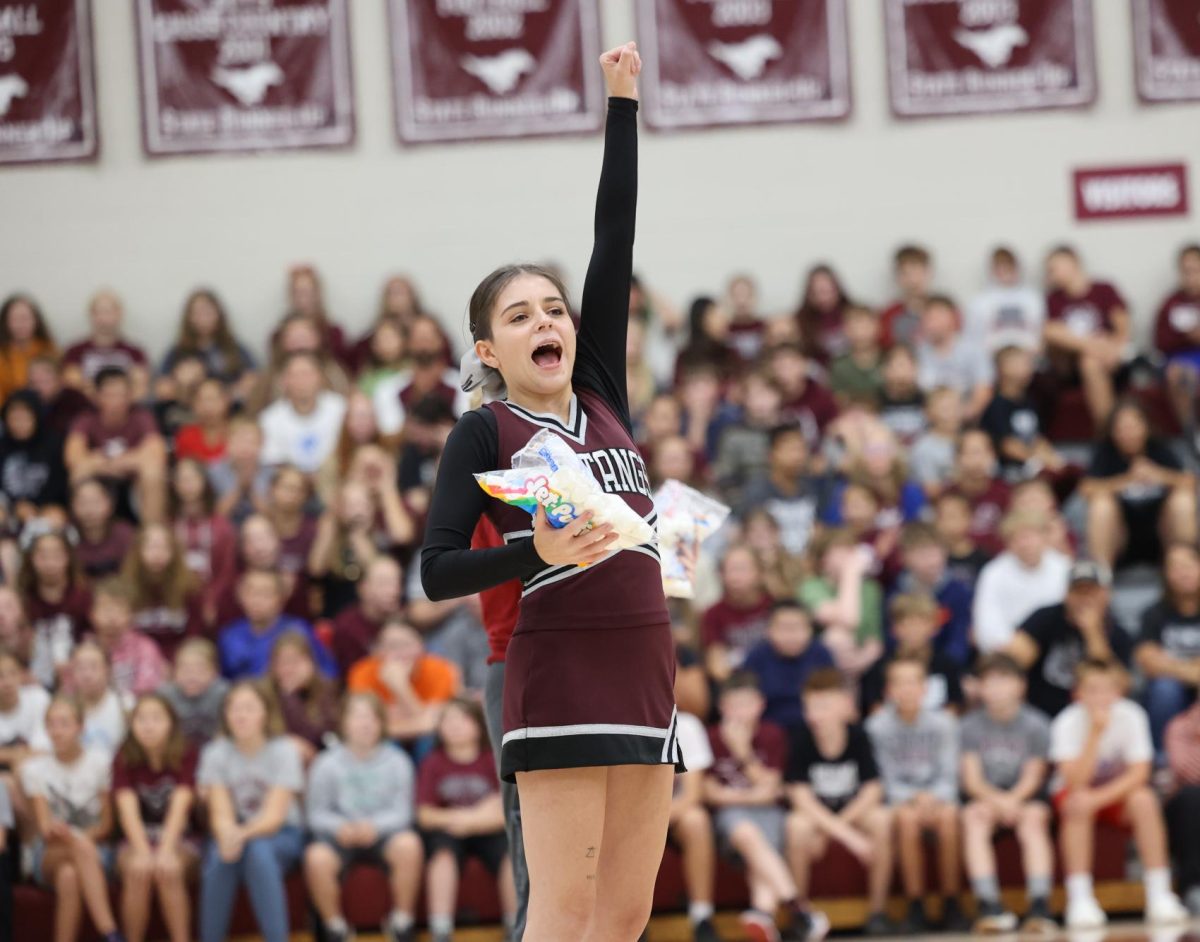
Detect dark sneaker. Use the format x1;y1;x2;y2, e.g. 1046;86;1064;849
862;911;894;936
1021;898;1057;935
940;896;971;932
783;908;831;942
894;900;930;935
693;917;723;942
322;925;353;942
973;900;1018;934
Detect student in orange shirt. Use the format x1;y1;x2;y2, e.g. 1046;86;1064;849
0;294;57;405
346;619;459;743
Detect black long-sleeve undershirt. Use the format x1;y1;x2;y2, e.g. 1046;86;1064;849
420;98;639;602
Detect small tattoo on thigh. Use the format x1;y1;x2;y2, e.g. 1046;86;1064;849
585;846;596;858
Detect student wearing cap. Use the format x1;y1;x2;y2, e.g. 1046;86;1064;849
1007;561;1133;717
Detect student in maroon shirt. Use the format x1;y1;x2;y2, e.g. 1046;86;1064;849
330;556;403;674
768;343;838;449
61;290;149;401
702;545;774;684
268;632;337;765
284;263;350;367
170;457;237;629
264;465;318;577
213;515;311;628
64;367;167;524
17;527;92;688
70;476;135;580
1154;244;1200;444
417;698;514;941
794;263;854;364
121;523;204;662
944;429;1011;556
112;693;199;942
879;245;934;349
725;274;768;364
1042;245;1132;427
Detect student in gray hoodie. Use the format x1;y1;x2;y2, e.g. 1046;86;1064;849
303;692;424;942
865;655;965;933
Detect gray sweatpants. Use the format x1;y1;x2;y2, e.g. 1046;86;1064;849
485;660;529;939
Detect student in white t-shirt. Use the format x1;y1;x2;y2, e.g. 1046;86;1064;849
20;696;120;942
69;640;127;759
965;247;1047;356
258;351;347;474
669;709;719;942
0;648;50;835
1049;658;1186;929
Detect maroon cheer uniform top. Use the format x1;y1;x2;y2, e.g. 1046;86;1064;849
422;98;683;782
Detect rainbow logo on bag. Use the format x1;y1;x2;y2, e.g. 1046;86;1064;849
475;471;578;528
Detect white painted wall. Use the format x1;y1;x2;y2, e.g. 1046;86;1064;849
1;0;1197;358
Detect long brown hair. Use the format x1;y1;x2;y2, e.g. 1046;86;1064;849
268;630;333;727
467;263;572;343
16;530;81;598
120;523;197;610
793;263;852;359
175;288;247;372
120;693;187;771
219;679;285;740
377;275;425;325
0;293;55;347
437;696;491;753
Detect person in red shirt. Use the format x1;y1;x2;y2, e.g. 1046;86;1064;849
1042;245;1132;427
64;367;167;524
702;545;774;684
416;697;515;942
112;693;199;942
173;378;231;466
879;245;933;349
705;671;814;942
1154;244;1200;447
944;429;1010;556
329;556;404;674
61;290;149;401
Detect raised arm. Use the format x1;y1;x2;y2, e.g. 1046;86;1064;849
573;43;642;427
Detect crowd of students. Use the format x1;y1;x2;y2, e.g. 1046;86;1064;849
1;240;1200;942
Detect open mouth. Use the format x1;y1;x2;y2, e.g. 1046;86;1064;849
531;339;563;369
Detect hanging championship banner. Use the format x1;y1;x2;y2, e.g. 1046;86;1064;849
1133;0;1200;102
135;0;355;157
389;0;604;144
0;0;98;165
635;0;850;129
885;0;1097;118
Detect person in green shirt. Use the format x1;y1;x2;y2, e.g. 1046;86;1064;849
829;305;883;406
798;529;883;679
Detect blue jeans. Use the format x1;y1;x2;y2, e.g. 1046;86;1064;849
200;825;304;942
1144;677;1196;761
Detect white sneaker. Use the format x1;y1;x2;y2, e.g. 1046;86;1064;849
1065;896;1108;930
1147;893;1189;925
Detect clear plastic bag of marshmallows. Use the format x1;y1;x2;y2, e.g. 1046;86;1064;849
474;429;654;555
653;479;730;598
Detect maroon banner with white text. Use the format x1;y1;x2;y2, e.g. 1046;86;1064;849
135;0;355;157
1133;0;1200;102
635;0;851;129
0;0;97;165
389;0;604;145
1074;164;1189;221
885;0;1096;118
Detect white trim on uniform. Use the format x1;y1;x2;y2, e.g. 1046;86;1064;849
503;395;589;445
503;717;676;747
659;707;679;763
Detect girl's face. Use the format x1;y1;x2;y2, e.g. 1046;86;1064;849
743;514;781;553
807;270;839;310
90;294;123;334
342;698;383;750
476;273;575;403
227;424;262;463
5;402;35;441
957;433;996;477
1167;546;1200;597
173;460;208;506
140;525;174;573
72;647;108;698
193;382;228;424
770;350;806;391
72;483;112;529
226;687;268;742
271;643;314;694
289;271;321;317
728;277;756;315
5;300;36;342
270;470;307;512
438;704;479;748
131;699;173;754
31;536;69;582
701;302;729;341
338;483;373;523
187;295;220;338
384;278;417;317
1111;408;1148;456
721;549;761;596
861;434;897;478
241;518;280;567
281;319;320;354
45;703;81;753
344;394;377;444
653;438;694;483
643;397;681;441
371;321;405;364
